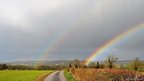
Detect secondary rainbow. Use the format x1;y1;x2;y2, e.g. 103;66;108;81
35;0;112;66
85;23;144;65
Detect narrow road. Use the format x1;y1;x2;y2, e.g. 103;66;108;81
44;71;67;81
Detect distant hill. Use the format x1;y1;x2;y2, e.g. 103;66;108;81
4;60;72;66
1;60;144;66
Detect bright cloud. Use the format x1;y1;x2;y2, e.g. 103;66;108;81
0;0;62;31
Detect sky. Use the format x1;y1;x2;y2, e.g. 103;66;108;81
0;0;144;62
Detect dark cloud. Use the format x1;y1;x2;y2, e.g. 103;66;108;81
0;0;144;62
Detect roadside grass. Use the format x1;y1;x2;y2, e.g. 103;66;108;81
0;70;53;81
70;68;144;81
64;70;76;81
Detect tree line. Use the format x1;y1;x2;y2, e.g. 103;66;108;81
69;55;144;71
0;55;144;71
0;64;67;70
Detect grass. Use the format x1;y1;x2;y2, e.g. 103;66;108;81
64;70;76;81
0;70;53;81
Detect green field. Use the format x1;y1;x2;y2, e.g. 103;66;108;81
0;70;52;81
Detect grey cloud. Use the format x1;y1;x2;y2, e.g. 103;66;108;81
0;0;144;62
53;0;144;49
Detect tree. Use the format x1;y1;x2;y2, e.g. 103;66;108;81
105;55;118;69
96;62;100;69
0;64;3;70
0;64;8;70
88;62;96;68
126;57;143;71
72;59;81;68
69;63;72;68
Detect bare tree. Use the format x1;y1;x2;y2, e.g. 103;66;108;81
105;55;118;69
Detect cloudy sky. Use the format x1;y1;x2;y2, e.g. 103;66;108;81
0;0;144;62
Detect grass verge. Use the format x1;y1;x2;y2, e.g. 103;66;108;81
64;70;76;81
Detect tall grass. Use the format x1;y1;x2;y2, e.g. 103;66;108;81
69;68;144;81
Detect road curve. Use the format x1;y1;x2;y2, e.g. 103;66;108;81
44;71;67;81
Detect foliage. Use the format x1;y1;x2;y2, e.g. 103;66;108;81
0;64;8;70
0;64;68;70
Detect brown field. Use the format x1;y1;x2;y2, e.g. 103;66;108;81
69;68;144;81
